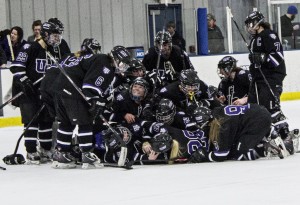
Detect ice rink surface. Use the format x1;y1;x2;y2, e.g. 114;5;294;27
0;100;300;205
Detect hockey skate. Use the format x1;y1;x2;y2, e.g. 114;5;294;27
37;147;53;163
52;151;76;169
26;152;41;165
81;152;103;169
264;137;287;159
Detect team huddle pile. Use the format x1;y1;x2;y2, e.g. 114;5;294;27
2;11;300;169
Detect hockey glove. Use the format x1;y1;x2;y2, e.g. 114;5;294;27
88;99;105;121
189;148;209;163
3;154;26;165
16;75;36;97
248;52;265;65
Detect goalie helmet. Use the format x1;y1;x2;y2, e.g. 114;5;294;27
40;21;61;47
110;45;132;73
156;98;176;125
129;77;149;102
217;56;237;79
48;17;64;33
155;31;172;58
245;11;264;35
151;132;173;153
179;69;201;97
81;38;101;54
102;126;132;149
192;106;213;128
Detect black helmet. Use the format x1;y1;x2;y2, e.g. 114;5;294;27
245;11;264;34
129;77;149;101
192;106;213;128
81;38;101;54
102;126;132;149
48;17;64;33
179;69;201;97
125;58;146;77
217;56;237;79
156;98;176;125
40;21;61;46
110;45;132;73
155;31;172;45
151;132;173;153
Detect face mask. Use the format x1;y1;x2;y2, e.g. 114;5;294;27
291;15;296;21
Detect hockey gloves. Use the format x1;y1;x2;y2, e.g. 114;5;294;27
16;75;36;97
3;154;26;165
248;52;266;65
189;148;209;163
88;99;105;121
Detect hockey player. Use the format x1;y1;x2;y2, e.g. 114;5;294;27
112;77;151;124
143;31;194;90
244;11;297;153
158;69;219;111
217;56;251;105
51;45;133;169
9;21;62;164
188;103;287;163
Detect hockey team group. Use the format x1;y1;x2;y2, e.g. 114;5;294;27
2;10;300;169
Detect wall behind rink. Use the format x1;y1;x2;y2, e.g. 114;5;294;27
1;50;300;118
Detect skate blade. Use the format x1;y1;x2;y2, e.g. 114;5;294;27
82;162;104;169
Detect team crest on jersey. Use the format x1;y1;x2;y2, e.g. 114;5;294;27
16;52;28;62
132;124;141;132
160;87;167;93
116;94;124;101
23;44;31;50
269;34;276;39
35;59;47;73
95;76;104;86
103;67;110;74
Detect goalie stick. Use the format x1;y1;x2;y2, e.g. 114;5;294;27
46;51;128;167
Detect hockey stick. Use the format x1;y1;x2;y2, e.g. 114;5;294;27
7;34;15;61
103;162;133;170
125;156;188;168
227;7;280;108
0;77;44;110
46;51;128;166
152;0;169;97
3;104;45;165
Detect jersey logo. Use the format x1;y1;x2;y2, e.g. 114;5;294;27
35;59;47;73
16;52;28;62
224;104;250;116
269;34;276;39
23;44;31;50
103;67;110;74
116;94;124;101
95;76;104;86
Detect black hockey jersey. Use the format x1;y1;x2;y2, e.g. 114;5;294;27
249;29;286;85
218;69;251;105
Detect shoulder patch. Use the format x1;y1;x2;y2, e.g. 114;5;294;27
23;44;31;50
103;67;110;74
269;33;276;39
116;94;124;101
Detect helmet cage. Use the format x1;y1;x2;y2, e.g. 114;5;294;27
151;133;173;153
111;46;131;74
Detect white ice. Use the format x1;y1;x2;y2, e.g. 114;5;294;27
0;100;300;205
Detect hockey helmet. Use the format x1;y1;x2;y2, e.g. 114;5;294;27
110;45;132;73
217;56;237;79
179;69;201;98
81;38;101;54
48;17;64;33
192;106;213;128
125;58;146;78
102;126;132;149
151;132;173;153
155;31;172;58
245;11;265;35
129;77;149;102
41;21;61;47
156;98;176;125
